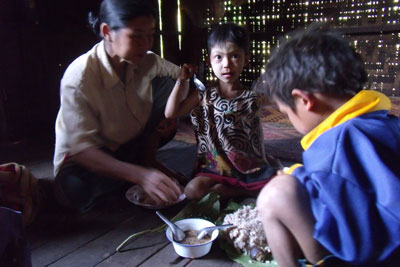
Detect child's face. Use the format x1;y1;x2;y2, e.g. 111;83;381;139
209;42;249;84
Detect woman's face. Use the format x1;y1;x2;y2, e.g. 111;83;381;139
108;15;156;65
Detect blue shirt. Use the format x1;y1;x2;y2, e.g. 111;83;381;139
292;90;400;264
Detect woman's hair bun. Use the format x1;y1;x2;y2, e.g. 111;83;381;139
88;11;100;36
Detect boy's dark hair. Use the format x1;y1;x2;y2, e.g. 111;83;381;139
207;23;250;53
88;0;156;37
257;23;367;109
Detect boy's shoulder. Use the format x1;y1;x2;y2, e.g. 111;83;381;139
298;110;400;177
315;110;400;149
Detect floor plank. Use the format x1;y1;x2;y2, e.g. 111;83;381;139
186;242;239;267
16;139;245;267
138;243;191;267
96;233;177;267
46;209;170;267
30;202;138;266
156;140;197;179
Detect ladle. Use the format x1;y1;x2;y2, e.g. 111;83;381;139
196;224;234;240
156;211;186;242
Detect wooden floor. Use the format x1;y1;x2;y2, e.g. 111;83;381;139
28;194;241;267
4;140;242;267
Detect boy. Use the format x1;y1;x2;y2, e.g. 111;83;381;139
165;23;277;201
256;24;400;266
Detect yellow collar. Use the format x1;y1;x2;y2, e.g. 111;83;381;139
301;90;391;150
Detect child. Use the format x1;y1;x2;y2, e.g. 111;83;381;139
256;24;400;266
165;23;278;201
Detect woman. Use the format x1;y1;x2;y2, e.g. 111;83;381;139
53;0;186;212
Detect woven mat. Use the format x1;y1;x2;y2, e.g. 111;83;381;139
389;96;400;117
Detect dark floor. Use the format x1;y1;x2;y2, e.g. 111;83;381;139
2;139;245;267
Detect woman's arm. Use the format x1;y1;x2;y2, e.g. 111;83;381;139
58;73;181;205
70;147;182;205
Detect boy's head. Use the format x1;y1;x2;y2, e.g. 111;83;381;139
258;23;367;110
207;23;250;84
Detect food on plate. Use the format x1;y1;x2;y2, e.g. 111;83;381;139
179;230;211;245
133;187;157;205
126;180;186;209
133;188;145;202
222;205;272;262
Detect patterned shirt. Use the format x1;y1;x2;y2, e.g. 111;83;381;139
190;86;273;186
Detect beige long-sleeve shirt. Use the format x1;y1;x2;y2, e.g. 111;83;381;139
53;41;181;175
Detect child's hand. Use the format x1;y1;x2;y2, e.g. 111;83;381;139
179;63;197;81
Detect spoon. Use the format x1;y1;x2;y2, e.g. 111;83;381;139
156;211;186;242
193;74;206;91
196;224;234;240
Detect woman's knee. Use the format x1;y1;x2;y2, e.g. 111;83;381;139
54;169;92;211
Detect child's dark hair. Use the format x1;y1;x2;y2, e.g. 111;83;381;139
257;23;367;109
88;0;156;38
207;23;250;54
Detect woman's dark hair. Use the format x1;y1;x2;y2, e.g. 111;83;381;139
88;0;156;37
207;23;250;54
256;23;368;108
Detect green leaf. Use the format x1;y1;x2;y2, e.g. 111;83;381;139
170;192;221;222
224;199;244;214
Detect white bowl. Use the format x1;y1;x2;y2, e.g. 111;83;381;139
166;218;218;258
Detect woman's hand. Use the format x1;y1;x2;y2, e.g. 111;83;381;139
138;168;183;206
71;148;182;206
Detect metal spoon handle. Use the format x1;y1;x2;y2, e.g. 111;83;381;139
156;211;186;241
205;224;234;231
156;211;174;228
197;224;234;239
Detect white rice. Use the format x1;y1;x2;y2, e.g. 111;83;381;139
222;205;270;256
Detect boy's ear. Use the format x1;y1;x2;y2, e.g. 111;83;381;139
292;89;315;111
100;23;112;42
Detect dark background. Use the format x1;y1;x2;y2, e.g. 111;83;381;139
0;0;101;145
1;0;399;148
